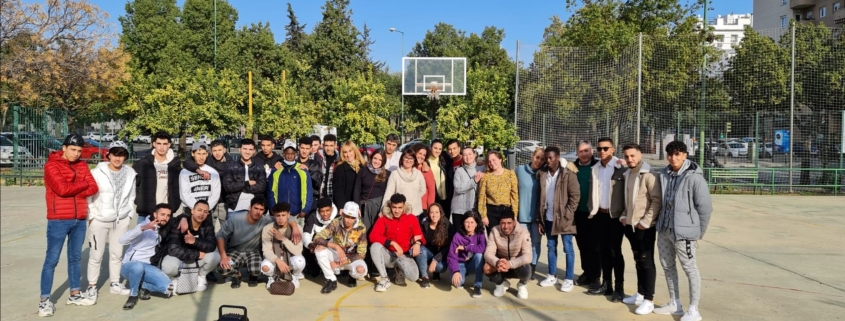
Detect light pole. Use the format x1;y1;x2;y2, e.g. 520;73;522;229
389;27;405;141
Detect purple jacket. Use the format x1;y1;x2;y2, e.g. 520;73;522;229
447;232;487;274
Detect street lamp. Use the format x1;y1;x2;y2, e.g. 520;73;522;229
390;27;405;141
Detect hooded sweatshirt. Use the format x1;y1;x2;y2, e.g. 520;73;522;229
312;216;368;262
88;162;136;222
179;164;221;210
303;204;338;248
382;167;427;216
447;231;487;274
119;217;162;264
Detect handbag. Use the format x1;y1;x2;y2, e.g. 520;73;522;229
175;261;200;295
268;280;296;295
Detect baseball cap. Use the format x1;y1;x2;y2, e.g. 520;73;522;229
342;202;360;218
283;139;296;151
109;141;128;150
192;141;209;151
62;134;85;147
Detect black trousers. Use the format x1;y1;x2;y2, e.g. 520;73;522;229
485;204;512;233
487;264;532;285
574;210;602;281
624;226;657;300
452;213;467;230
597;212;625;286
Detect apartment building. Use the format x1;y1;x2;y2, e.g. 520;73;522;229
754;0;844;30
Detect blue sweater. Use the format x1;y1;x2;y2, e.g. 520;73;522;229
515;164;540;223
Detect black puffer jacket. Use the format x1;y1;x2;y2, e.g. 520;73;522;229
133;150;182;215
165;214;216;261
300;158;323;198
222;158;267;210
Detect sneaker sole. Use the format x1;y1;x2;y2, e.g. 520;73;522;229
66;300;95;306
653;309;684;315
560;286;574;293
471;294;481;298
38;310;55;317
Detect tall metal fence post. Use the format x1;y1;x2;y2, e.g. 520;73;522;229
12;105;20;185
509;39;520;170
840;110;844;171
755;111;760;169
637;32;643;145
699;0;708;167
789;24;796;193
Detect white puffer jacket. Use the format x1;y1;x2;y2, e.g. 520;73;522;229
88;162;137;222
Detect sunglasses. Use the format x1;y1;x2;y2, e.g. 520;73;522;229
597;146;612;152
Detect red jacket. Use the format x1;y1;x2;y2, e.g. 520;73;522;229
418;165;436;211
369;213;425;254
44;151;98;220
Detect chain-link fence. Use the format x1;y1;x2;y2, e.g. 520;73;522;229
516;25;845;194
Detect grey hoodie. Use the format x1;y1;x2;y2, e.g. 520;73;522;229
658;160;713;241
451;163;478;215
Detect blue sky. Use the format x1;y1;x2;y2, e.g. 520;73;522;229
84;0;752;72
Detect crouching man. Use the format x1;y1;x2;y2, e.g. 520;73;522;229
312;202;369;294
162;201;221;292
118;204;177;310
261;203;306;290
483;216;533;299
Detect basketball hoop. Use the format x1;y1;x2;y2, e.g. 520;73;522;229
427;82;440;102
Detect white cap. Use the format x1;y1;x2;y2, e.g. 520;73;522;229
342;202;360;218
108;140;128;150
283;139;296;151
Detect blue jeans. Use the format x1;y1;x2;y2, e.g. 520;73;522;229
40;219;86;298
520;222;542;266
120;261;172;297
545;220;575;280
414;246;446;279
456;253;484;288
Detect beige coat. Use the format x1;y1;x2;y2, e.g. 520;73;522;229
588;157;627;218
621;162;662;229
483;224;533;269
536;161;580;235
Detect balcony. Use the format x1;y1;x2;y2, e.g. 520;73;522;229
790;0;815;9
835;9;845;24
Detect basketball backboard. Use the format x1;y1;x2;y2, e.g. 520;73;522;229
402;57;466;96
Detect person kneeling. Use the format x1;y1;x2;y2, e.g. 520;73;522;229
261;203;306;290
312;202;369;294
483;216;533;299
446;211;486;298
368;194;423;292
162;201;221;293
118;204;177;310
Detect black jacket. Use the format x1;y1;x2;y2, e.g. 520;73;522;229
420;216;455;263
133;152;182;215
166;214;216;262
183;153;233;176
255;151;282;170
222;158;268;210
332;162;357;209
299;158;323;197
150;218;177;267
353;166;389;203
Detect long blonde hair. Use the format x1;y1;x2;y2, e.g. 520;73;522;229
337;140;365;173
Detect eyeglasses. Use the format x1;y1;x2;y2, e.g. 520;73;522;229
597;147;612;152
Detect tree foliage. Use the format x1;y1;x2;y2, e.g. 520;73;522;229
329;71;395;144
253;78;321;140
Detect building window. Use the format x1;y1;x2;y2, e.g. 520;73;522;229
834;3;841;11
731;35;738;43
781;15;788;27
821;7;827;17
782;0;787;5
806;11;813;20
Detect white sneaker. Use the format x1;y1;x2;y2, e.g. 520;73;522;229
635;300;655;315
38;299;55;317
517;282;529;299
375;279;391;292
167;278;179;296
109;283;130;295
84;286;98;303
623;292;644;305
266;278;275;290
653;299;684;316
680;305;702;321
539;275;557;287
291;275;301;289
66;292;94;306
493;280;510;297
196;276;208;292
559;279;574;292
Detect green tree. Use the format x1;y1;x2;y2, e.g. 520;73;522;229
303;0;368;100
180;0;238;70
253;78;321;140
119;0;186;79
723;27;789;113
219;22;291;83
284;3;307;55
328;71;395;144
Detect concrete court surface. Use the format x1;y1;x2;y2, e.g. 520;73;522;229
1;186;844;321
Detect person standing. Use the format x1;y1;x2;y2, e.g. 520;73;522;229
382;149;427;216
410;143;436;214
310;135;322;159
516;148;545;281
451;147;482;227
383;134;402;172
652;141;712;321
477;151;519;230
179;142;221;214
353;148;390;230
183;139;233;231
573;140;601;288
586;138;628;302
85;141;136;302
319;134;339;200
134;131;181;218
256;134;283;177
536;147;580;292
267;141;313;221
38;134;99;316
618;144;663;315
429;139;452;216
297;136;323;203
221;139;266;216
332;141;365;210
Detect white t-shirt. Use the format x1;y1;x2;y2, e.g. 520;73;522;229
385;151;402;172
234;163;254;211
597;162;615;209
545;168;560;221
154;162;168;205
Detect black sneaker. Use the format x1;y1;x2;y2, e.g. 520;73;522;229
588;281;610;296
122;296;139;310
393;266;406;286
431;273;441;282
530;264;537;281
420;277;431;289
346;275;357;288
231;277;242;289
206;273;218;283
576;274;590;286
247;275;259;287
471;286;482;298
321;280;337;294
612;288;625;303
139;288;151;300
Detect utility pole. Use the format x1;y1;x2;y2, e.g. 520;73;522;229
213;0;217;69
699;0;708;166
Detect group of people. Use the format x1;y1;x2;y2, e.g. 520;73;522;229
37;131;711;321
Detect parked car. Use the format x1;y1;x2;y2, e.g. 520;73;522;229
101;133;115;142
359;143;384;160
514;140;544;153
561;150;579;162
399;139;423;152
758;143;773;158
82;139;109;163
793;144;820;157
716;142;748;157
133;134;151;144
0;136;34;166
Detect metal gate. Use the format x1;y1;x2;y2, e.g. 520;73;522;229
2;106;69;185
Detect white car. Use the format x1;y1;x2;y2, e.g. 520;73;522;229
716;142;748;157
0;136;33;165
101;133;115;142
759;142;773;158
133;134;151;143
85;132;100;140
561;150;579;162
514;140;544;153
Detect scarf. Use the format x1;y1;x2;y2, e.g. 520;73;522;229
367;162;383;175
